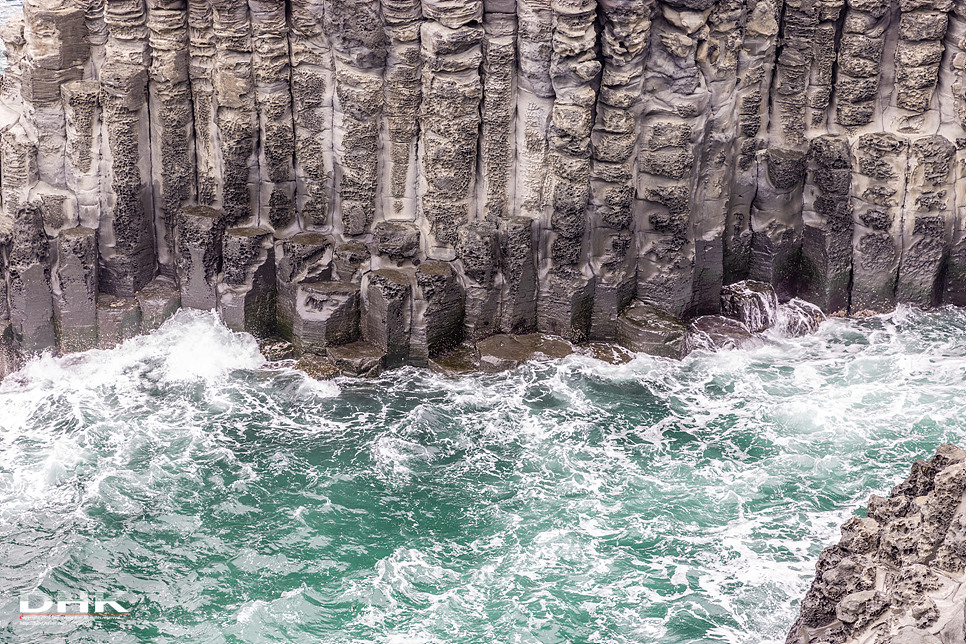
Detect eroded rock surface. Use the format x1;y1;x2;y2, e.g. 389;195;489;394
1;0;964;375
788;444;966;644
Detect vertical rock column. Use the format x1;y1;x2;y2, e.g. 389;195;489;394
62;81;102;231
725;0;779;284
894;0;949;116
250;0;296;233
636;6;709;316
187;0;219;208
211;0;258;228
381;0;422;222
98;61;157;295
220;227;276;335
177;205;222;309
588;0;650;339
689;0;744;317
772;0;817;148
146;0;196;277
538;0;598;342
290;0;334;231
851;133;908;314
53;227;98;352
897;135;955;306
326;0;387;237
1;16;26;111
943;3;966;303
833;0;889;130
8;204;55;353
804;0;844;135
801;135;853;315
418;15;483;257
20;0;89;190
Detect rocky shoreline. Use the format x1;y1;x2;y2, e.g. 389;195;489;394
788;444;966;644
2;0;966;380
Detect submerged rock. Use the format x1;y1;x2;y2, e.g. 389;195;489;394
787;445;966;644
617;303;687;359
683;315;760;354
721;280;779;333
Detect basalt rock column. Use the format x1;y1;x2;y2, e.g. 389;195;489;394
289;0;334;230
419;18;483;256
538;0;598;342
897;135;956;306
327;0;387;236
211;0;258;228
499;216;537;334
636;5;710;317
177;206;222;309
362;268;411;366
146;0;196;276
749;148;807;301
275;233;333;341
834;0;889;131
8;204;55;353
292;281;360;353
220;227;276;335
187;0;219;207
0;123;37;241
688;0;743;318
98;61;157;296
21;0;89;189
62;81;102;231
381;0;422;223
851;133;908;314
801;136;853;315
589;0;650;339
250;0;296;232
804;0;844;135
410;260;463;365
53;227;98;352
725;0;779;284
458;220;500;338
894;0;950;116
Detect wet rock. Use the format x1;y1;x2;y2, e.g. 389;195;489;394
326;340;385;377
275;233;333;342
411;261;464;365
294;353;339;380
475;333;574;372
96;294;142;349
292;281;360;353
616;303;687;359
136;276;181;332
53;226;98;353
776;298;826;337
258;338;296;361
361;269;411;368
0;320;18;380
683;316;758;354
720;280;779;333
428;342;480;376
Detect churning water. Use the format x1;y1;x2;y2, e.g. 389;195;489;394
2;306;966;643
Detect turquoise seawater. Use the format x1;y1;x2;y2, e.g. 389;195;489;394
3;306;966;643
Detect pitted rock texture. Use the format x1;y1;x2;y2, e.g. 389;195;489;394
788;444;966;644
3;0;966;371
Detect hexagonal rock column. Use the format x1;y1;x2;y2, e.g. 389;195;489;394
275;233;332;341
362;269;412;368
176;206;222;310
499;216;537;334
96;294;142;349
457;221;500;339
0;321;18;381
616;303;686;359
292;281;360;354
801;136;853;316
136;276;181;331
411;261;464;366
98;61;157;297
53;227;98;353
8;204;56;354
219;227;276;336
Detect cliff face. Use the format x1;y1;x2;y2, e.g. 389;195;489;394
1;0;965;367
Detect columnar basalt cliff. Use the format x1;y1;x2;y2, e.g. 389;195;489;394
2;0;966;375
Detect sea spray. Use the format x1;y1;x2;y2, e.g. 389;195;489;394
2;307;966;643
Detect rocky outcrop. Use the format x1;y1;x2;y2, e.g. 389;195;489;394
3;0;966;373
788;444;966;644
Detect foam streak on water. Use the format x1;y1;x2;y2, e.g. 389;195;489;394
2;307;966;643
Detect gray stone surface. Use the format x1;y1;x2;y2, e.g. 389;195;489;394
788;445;966;644
53;226;98;353
0;0;965;371
96;294;142;349
616;303;687;359
136;275;181;331
292;281;360;353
